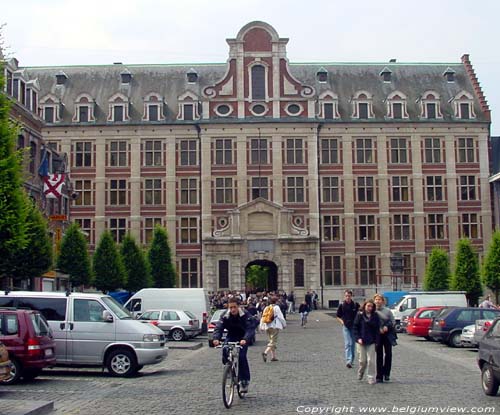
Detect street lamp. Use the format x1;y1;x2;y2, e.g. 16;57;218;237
390;254;404;291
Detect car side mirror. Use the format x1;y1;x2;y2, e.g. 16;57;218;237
103;310;114;322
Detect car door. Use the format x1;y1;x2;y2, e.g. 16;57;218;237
67;298;116;364
159;311;177;333
482;320;500;370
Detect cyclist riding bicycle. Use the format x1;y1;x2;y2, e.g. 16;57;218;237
213;297;255;393
298;300;310;327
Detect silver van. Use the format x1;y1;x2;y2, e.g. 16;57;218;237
0;291;168;377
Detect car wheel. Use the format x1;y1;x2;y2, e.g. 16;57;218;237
106;349;138;377
22;369;42;381
448;332;462;347
481;364;500;396
424;336;433;341
1;358;22;385
171;328;185;342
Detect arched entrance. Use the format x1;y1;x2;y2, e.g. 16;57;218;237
245;260;278;292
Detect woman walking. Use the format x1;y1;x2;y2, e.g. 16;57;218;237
374;294;396;383
260;296;286;362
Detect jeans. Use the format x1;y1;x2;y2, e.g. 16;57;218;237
342;326;355;364
222;340;250;382
357;343;376;383
376;334;392;380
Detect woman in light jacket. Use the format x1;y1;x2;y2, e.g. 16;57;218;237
260;296;286;362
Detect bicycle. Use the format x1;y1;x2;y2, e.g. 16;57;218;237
216;342;246;408
301;311;308;327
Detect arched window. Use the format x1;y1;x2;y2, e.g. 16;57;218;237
251;65;266;100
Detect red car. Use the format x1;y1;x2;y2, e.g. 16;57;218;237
406;306;444;339
0;308;56;384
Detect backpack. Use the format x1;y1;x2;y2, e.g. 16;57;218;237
261;305;275;324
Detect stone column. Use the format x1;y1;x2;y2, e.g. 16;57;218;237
94;138;106;242
342;135;356;286
445;134;458;268
411;134;426;285
165;136;177;257
479;132;493;249
272;134;283;204
377;135;391;287
129;136;141;241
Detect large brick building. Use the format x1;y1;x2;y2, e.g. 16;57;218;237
13;21;492;303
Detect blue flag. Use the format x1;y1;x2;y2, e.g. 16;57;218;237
38;148;49;177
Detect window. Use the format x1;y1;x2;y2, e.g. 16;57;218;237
215;177;234;204
250;139;268;164
294;258;305;287
453;91;475;120
356;138;373;163
360;256;376;285
251;65;266;100
74;299;105;322
219;260;229;289
1;314;18;335
74;180;93;206
392;176;409;202
426;176;444;201
79;106;89;123
324;103;334;119
394;214;411;240
180;140;197;166
110;179;127;205
74;218;92;242
110;218;126;243
73;94;95;123
321;139;339;164
322;176;340;202
144;218;162;244
287;177;305;203
324;256;341;286
359;103;368;119
113;105;124;122
323;215;341;241
6;70;13;95
424;138;441;163
74;141;92;167
458;138;475;163
109;141;127;167
144;179;162;205
357;176;374;202
144;140;163;166
251;177;268;200
180;178;197;204
286;138;304;164
148;105;159;121
215;139;233;165
462;213;479;238
392;103;403;119
183;104;194;120
390;138;408;164
29;142;37;174
459;176;476;201
402;254;413;284
427;103;436;119
180;217;198;244
460;103;470;119
181;258;198;288
44;106;55;123
359;215;376;240
17;298;67;321
428;214;445;239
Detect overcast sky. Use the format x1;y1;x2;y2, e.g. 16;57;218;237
2;0;500;134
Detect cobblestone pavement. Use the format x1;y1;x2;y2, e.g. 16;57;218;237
0;311;498;415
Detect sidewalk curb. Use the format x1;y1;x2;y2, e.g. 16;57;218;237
168;342;203;350
0;399;54;415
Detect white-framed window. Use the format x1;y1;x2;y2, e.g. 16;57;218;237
392;176;410;202
355;138;374;163
109;179;127;205
109;140;128;167
428;214;445;239
73;93;95;123
249;102;269;116
179;139;198;166
215;177;234;204
251;177;268;200
249;63;268;101
180;217;198;244
144;178;162;205
461;213;479;239
452;91;476;120
74;218;93;244
389;138;409;164
286;138;304;164
351;91;374;119
40;94;61;123
424;138;442;163
322;215;341;241
393;214;411;240
426;176;444;201
180;258;199;288
321;138;339;164
386;91;409;119
322;176;340;203
419;91;443;119
324;256;342;286
284;103;304;116
286;176;305;203
318;91;340;120
357;176;375;202
457;138;475;163
358;215;376;240
180;178;198;205
73;141;93;167
250;138;268;165
144;140;163;166
74;180;93;206
143;93;165;122
144;217;162;244
215;104;234;117
177;91;200;121
459;176;476;201
107;93;130;122
214;139;233;165
109;218;127;243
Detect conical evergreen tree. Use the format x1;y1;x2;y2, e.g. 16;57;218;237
57;223;92;289
423;247;451;291
148;226;176;288
450;239;482;306
93;231;125;293
482;231;500;304
121;233;151;293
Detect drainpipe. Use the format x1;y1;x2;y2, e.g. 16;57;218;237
316;122;324;308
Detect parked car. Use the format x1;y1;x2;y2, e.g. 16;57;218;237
0;341;10;381
207;308;257;347
474;320;494;346
138;309;200;341
0;308;56;384
477;317;500;396
429;307;500;347
406;306;444;339
460;324;478;347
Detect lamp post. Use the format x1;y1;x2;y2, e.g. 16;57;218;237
390;254;404;291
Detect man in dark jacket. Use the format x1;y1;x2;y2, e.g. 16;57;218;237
213;298;254;393
336;289;360;368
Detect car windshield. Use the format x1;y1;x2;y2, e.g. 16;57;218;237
101;297;132;319
184;311;197;319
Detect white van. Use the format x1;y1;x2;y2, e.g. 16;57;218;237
124;288;210;333
390;291;467;330
0;291;168;377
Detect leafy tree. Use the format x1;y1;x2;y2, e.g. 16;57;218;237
246;265;269;291
482;231;500;304
57;223;92;289
0;59;29;285
148;226;176;288
450;239;482;306
121;233;151;292
423;247;451;291
11;201;53;286
93;231;125;293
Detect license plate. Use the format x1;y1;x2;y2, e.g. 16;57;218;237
44;349;53;357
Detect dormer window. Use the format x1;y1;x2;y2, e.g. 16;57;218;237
44;106;55;123
380;67;392;83
443;67;455;83
120;69;132;84
108;93;130;122
187;68;198;83
73;94;95;123
317;68;328;83
13;70;27;105
55;71;68;85
40;94;61;124
177;91;200;121
5;69;13;96
452;91;475;120
352;91;374;120
318;91;340;120
26;79;40;113
420;91;443;120
386;91;409;120
143;93;165;122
